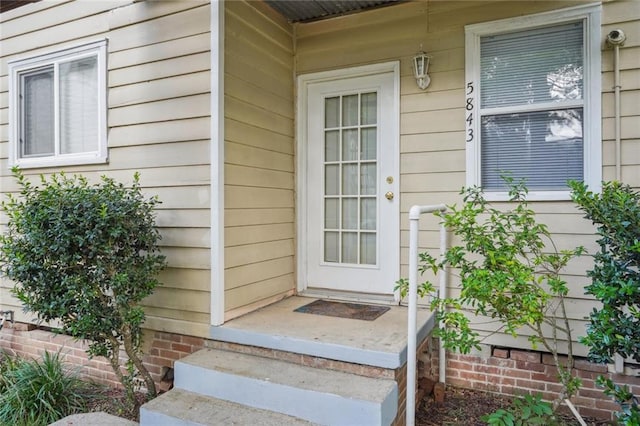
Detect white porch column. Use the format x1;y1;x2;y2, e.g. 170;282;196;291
210;0;225;326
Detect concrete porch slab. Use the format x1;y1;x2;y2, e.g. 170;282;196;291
209;296;435;369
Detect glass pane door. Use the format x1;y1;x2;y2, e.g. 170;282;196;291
323;92;377;265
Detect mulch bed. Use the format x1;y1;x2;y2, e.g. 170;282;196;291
416;385;614;426
86;387;143;422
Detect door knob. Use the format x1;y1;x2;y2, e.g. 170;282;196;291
385;191;394;200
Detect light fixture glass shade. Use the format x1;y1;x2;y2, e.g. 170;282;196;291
413;52;431;90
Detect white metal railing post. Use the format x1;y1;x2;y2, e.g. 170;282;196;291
439;220;447;384
406;204;446;426
406;210;420;426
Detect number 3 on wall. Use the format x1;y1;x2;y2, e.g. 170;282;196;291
465;82;474;143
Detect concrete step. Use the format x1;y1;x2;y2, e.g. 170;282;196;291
140;388;315;426
173;348;398;426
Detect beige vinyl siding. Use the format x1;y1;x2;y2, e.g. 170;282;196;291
223;1;295;317
0;1;212;337
602;1;640;185
295;0;639;354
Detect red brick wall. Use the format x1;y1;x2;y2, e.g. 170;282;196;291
2;324;637;422
145;331;204;384
0;323;432;426
442;346;639;421
0;324;204;390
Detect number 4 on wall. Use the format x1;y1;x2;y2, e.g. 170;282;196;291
465;81;474;143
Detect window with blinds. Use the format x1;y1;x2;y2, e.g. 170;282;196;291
480;22;584;192
464;5;601;200
8;40;107;168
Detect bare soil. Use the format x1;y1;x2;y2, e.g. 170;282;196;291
86;387;144;422
417;386;513;425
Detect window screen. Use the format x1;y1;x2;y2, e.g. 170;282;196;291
22;68;55;157
59;56;99;155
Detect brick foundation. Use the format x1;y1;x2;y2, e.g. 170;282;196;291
0;323;434;425
0;325;204;390
442;345;640;421
2;324;634;423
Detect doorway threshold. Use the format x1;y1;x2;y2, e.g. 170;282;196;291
300;288;397;305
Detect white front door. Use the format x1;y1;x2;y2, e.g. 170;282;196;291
299;63;399;299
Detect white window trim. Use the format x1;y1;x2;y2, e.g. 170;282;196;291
465;4;601;201
8;39;108;169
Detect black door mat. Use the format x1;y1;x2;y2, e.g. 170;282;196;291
294;299;390;321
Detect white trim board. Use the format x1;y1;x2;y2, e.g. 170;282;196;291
210;0;225;326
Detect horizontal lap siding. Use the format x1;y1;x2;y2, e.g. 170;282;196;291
602;1;640;185
223;1;295;316
0;1;212;337
295;0;638;352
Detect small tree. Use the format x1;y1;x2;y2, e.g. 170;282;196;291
399;179;584;413
0;168;166;407
571;180;640;424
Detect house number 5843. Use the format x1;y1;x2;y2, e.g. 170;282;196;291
466;82;474;142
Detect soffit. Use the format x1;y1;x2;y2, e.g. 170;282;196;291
0;0;39;14
263;0;403;23
1;1;402;21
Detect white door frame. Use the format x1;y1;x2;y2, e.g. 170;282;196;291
296;61;400;300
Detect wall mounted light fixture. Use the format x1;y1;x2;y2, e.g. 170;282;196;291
413;50;431;90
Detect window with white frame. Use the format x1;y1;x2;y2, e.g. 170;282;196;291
465;5;601;200
8;40;108;168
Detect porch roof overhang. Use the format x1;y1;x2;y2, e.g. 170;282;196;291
263;0;404;23
2;0;403;17
0;0;39;13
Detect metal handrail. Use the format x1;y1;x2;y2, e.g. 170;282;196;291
0;311;14;330
406;204;446;426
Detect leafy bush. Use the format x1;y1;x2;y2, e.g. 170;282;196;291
0;350;20;394
0;168;166;405
482;394;554;426
398;179;584;411
0;351;93;426
570;180;640;424
598;376;640;425
570;181;640;364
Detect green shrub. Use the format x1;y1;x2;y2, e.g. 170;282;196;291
0;350;21;394
570;181;640;364
570;180;640;425
0;168;166;406
398;179;584;411
597;376;640;426
0;350;93;426
482;394;555;426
